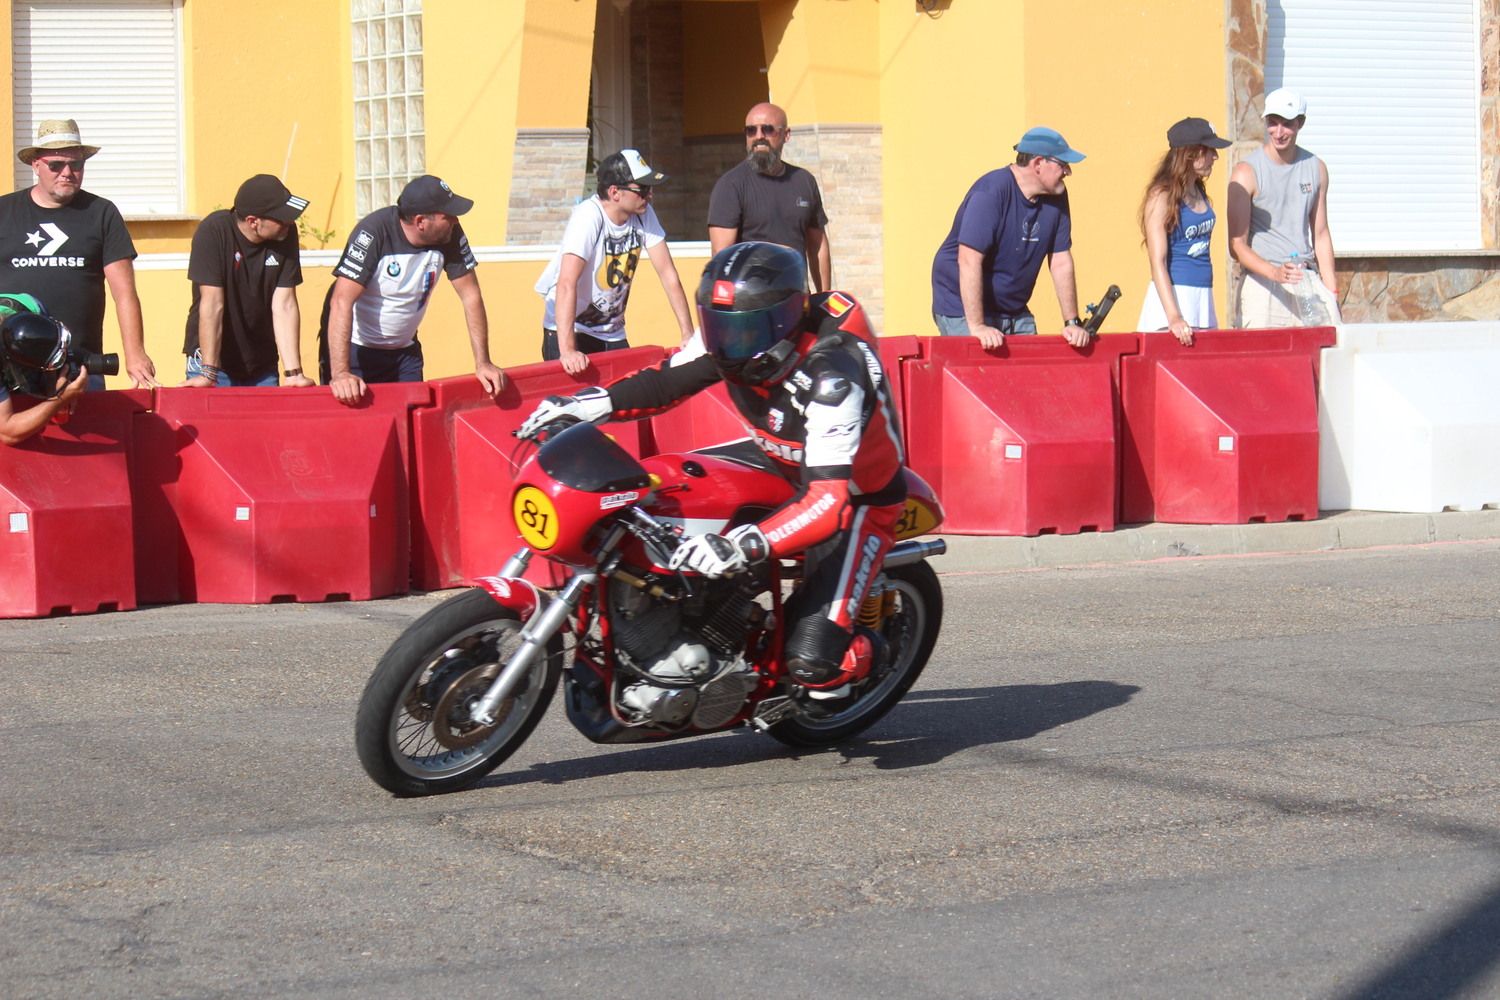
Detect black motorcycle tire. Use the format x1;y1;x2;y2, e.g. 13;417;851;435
355;588;562;797
768;559;943;748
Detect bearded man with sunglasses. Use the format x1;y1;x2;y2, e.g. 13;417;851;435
0;119;155;388
708;103;832;293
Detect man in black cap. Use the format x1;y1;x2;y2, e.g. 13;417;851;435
321;174;504;405
182;174;314;387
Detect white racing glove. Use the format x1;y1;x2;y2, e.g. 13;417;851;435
668;525;769;578
517;386;613;439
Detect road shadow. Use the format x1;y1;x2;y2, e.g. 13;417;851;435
1335;872;1500;1000
478;679;1140;789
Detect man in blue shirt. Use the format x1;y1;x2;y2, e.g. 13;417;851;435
930;126;1091;349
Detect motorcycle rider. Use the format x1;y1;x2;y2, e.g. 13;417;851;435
520;241;908;705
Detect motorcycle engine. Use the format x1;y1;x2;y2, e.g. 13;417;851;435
609;576;765;730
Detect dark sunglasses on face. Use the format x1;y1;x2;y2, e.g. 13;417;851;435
743;124;782;138
622;184;652;196
39;159;85;174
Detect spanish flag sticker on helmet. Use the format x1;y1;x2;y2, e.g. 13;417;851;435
822;292;854;318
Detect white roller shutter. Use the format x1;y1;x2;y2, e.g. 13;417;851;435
1266;0;1481;252
11;0;184;216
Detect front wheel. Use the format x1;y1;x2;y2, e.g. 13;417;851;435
355;589;562;796
768;559;943;747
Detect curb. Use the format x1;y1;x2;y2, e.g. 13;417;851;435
931;508;1500;574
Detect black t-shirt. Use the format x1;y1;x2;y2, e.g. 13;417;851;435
182;209;303;379
707;160;829;251
0;188;137;355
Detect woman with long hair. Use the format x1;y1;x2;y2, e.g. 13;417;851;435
1137;118;1232;345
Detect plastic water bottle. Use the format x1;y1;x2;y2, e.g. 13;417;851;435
1288;252;1329;325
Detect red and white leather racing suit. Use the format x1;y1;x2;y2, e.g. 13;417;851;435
604;291;906;685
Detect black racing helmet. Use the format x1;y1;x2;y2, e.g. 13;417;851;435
696;242;807;383
0;311;70;398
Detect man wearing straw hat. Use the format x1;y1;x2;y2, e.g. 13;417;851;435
0;118;156;387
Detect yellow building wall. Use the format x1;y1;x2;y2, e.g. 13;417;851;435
877;1;1226;337
761;0;880;124
93;0;1225;386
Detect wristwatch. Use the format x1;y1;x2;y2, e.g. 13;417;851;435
1063;317;1084;329
283;367;303;378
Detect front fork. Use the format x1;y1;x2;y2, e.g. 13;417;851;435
469;550;598;727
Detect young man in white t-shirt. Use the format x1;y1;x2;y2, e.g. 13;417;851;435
536;149;696;374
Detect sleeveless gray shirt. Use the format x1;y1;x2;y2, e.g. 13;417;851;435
1246;146;1321;268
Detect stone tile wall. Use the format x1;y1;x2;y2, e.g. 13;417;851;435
505;128;591;245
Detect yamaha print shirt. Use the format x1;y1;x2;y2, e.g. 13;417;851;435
332;206;477;349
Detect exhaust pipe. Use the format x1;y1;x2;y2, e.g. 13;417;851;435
882;538;946;568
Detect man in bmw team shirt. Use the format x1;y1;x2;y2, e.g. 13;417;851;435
321;174;505;405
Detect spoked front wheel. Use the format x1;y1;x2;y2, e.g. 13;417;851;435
768;560;943;747
355;589;562;796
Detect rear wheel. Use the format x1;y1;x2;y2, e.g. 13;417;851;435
355;589;562;796
768;560;943;747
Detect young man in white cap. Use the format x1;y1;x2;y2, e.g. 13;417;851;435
535;149;696;375
181;174;315;387
0;118;156;387
1227;87;1341;327
322;174;505;405
930;126;1093;349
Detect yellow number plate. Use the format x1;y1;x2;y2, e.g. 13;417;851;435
513;486;560;549
894;497;940;540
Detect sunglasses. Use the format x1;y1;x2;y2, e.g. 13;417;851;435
622;184;653;196
39;158;85;174
743;124;783;138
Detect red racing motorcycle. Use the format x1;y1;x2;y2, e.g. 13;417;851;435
355;418;946;796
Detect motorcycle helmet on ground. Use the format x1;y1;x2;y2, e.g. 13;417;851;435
1;311;70;398
696;242;808;384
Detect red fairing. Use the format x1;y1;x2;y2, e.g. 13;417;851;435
474;574;543;618
641;452;795;525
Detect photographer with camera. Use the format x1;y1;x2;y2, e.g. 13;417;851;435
0;296;101;445
0;119;156;390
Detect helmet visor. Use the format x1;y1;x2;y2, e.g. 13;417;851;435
700;293;806;362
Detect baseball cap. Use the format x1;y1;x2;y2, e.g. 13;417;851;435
1166;117;1232;149
1014;126;1086;163
1262;87;1307;119
597;148;669;188
397;174;474;217
233;174;309;222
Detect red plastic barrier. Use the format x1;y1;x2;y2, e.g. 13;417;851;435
410;348;665;591
646;379;749;455
1119;328;1336;524
876;334;926;441
903;335;1140;535
134;384;429;604
0;390;150;617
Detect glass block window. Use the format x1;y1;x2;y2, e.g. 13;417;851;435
353;0;424;217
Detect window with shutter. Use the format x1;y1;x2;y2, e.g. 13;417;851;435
11;0;184;217
1267;0;1482;252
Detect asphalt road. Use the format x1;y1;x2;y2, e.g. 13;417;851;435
2;540;1497;999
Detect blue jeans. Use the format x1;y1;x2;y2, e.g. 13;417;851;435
932;312;1037;336
186;350;279;387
